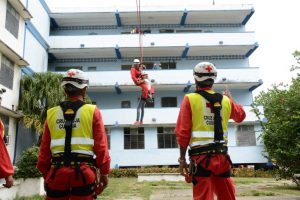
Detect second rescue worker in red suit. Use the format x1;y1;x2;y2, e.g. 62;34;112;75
37;69;110;200
0;89;14;188
176;62;246;200
130;59;149;100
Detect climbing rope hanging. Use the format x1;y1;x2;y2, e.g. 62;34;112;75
136;0;143;64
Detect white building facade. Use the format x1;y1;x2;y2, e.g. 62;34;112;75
0;0;32;162
47;1;268;168
0;0;268;168
0;0;50;163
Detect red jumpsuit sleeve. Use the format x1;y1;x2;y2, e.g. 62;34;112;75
175;96;192;148
0;138;14;179
130;68;138;83
229;99;246;123
93;107;111;175
37;122;52;179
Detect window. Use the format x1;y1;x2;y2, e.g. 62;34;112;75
142;62;154;70
157;127;178;149
88;66;97;71
5;2;20;38
143;29;151;34
0;56;14;89
105;128;111;149
121;101;131;108
161;97;177;107
0;114;10;145
159;29;174;33
55;66;82;71
236;125;256;146
121;65;132;70
124;127;144;149
160;61;176;69
176;29;202;33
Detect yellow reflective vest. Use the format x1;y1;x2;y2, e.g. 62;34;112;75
0;119;4;139
186;90;231;148
47;104;96;156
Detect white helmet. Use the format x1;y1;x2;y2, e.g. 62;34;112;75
193;62;217;82
61;69;89;89
133;59;140;64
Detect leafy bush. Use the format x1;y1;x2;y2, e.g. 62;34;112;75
109;167;275;178
14;146;41;179
109;167;179;178
232;168;276;178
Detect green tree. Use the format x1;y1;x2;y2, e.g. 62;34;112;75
252;51;300;187
19;72;65;134
19;72;93;135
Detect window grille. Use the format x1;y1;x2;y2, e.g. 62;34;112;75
5;2;19;38
124;127;144;149
157;127;178;149
161;97;177;107
121;101;131;108
0;56;14;89
236;125;256;146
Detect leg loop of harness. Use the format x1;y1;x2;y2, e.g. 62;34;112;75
45;184;69;198
71;183;94;196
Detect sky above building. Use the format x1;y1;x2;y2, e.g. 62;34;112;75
46;0;300;96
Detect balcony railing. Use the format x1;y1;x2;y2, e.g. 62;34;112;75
84;67;260;91
101;105;261;126
49;32;257;58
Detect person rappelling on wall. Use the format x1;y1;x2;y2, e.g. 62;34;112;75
131;59;154;125
134;71;154;125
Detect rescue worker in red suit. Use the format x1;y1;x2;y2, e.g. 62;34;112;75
37;69;111;200
130;58;149;100
0;88;14;188
176;62;246;200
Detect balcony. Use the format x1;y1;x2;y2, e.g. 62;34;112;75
48;32;257;59
83;67;261;92
101;105;260;126
49;4;254;27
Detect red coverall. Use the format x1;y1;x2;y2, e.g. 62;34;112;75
37;106;111;200
0;119;14;180
130;67;149;99
176;88;246;200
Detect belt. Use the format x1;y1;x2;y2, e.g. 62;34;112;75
188;143;228;156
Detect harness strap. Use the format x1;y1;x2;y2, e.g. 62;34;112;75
45;184;94;197
71;183;94;196
59;100;85;166
188;143;227;156
194;90;224;142
45;185;69;198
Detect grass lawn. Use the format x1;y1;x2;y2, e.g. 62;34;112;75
13;177;300;200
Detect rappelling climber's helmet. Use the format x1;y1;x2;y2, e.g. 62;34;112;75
133;59;140;64
61;69;89;89
193;62;217;82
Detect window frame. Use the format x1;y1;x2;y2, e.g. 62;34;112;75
124;127;145;149
157;126;178;149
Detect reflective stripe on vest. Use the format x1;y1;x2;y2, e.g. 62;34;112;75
0;119;4;139
47;104;96;156
187;90;231;147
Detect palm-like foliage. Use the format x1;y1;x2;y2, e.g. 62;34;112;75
19;72;64;134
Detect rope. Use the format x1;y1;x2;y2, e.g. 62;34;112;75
136;0;143;64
